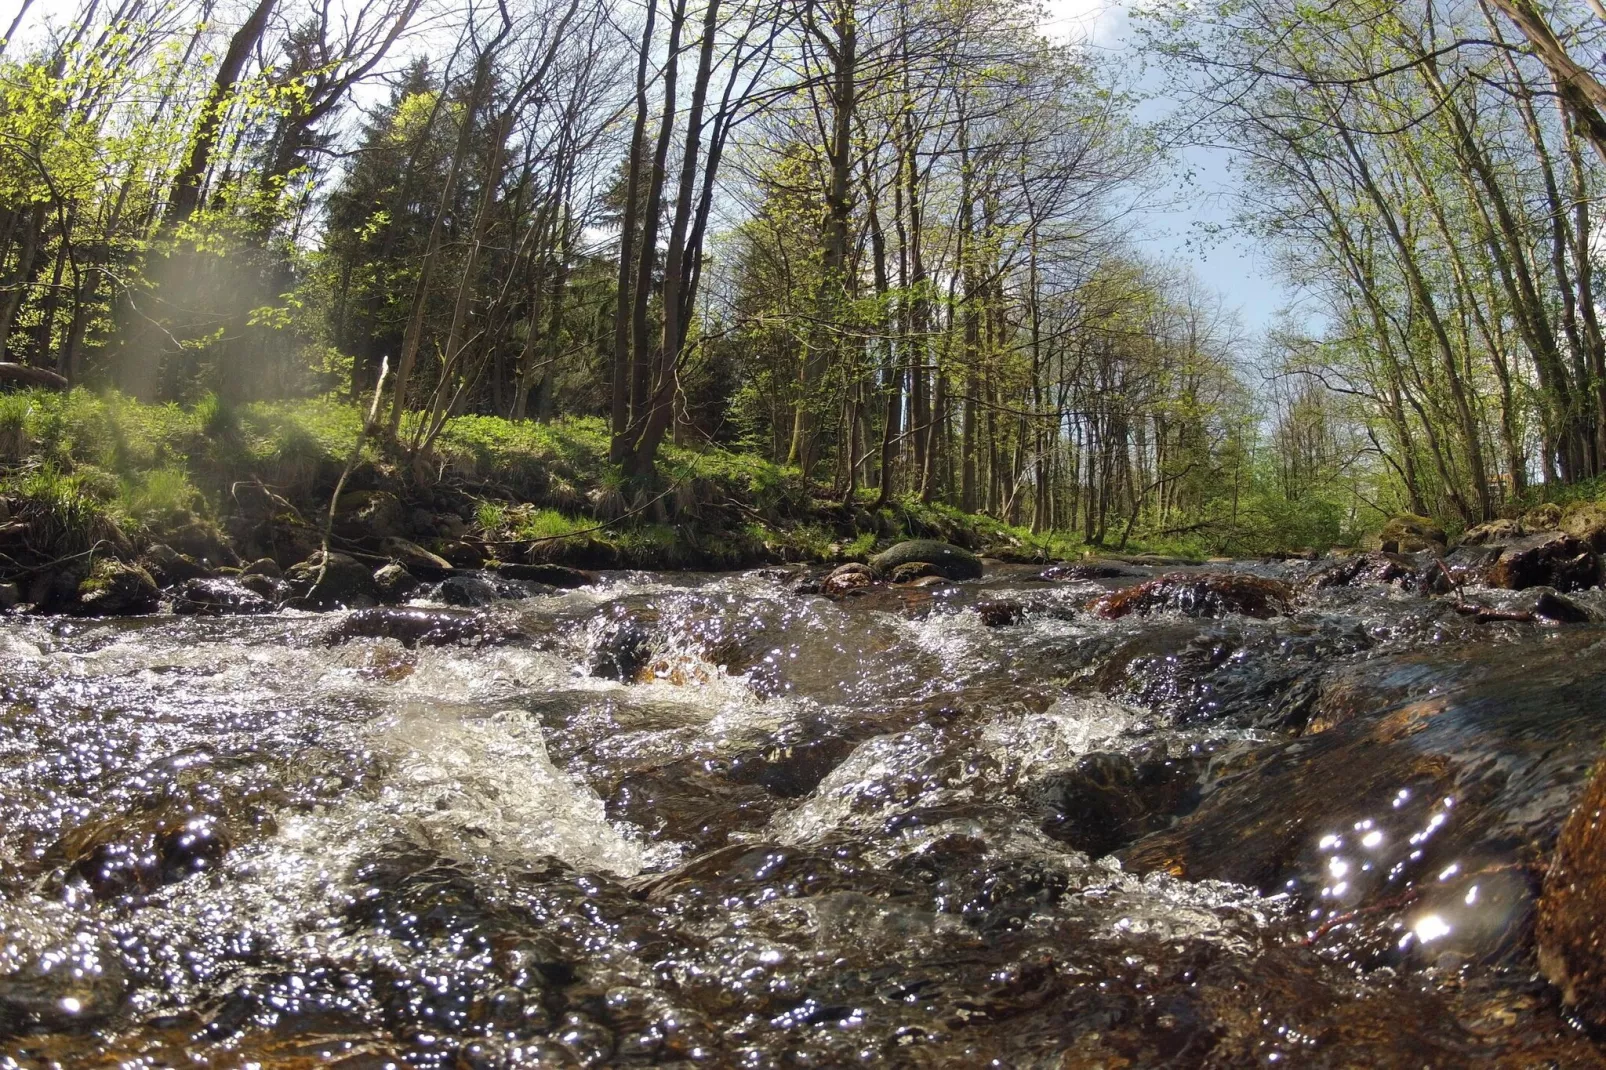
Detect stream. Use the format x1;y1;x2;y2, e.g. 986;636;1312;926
1;558;1604;1067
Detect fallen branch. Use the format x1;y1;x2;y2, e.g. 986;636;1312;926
1451;601;1535;623
0;363;67;391
317;358;389;587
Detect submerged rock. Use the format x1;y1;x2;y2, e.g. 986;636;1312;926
869;540;982;580
59;809;233;900
1121;633;1606;969
1486;532;1598;592
1033;749;1205;858
975;600;1025;627
822;562;876;596
73;558;159;616
1040;561;1145;581
1093;572;1292;620
586;609;653;681
1538;759;1606;1030
327;606;516;648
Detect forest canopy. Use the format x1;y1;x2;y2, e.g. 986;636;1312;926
0;0;1603;552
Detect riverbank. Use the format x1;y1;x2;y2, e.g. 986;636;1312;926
0;388;1132;612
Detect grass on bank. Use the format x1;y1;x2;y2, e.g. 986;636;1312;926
0;387;1292;565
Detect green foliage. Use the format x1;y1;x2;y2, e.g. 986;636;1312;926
195;392;238;440
119;466;203;524
513;508;591;541
1;464;112;557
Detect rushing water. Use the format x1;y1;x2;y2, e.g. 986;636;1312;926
1;561;1603;1067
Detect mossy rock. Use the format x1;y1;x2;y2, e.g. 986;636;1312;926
73;557;159;616
888;561;943;584
1560;501;1606;551
1378;514;1446;553
869;540;982;580
1459;519;1521;547
1522;502;1563;533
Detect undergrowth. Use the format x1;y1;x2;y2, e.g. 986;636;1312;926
0;387;1237;565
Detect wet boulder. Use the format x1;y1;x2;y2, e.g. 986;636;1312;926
242;557;281;578
287;550;381;610
822;562;876;596
327;606;515;648
1441;542;1502;574
888;561;943;584
379;536;452;575
1306;551;1439;593
237;573;280;600
1535;590;1593;623
869;540;983;581
435;539;486;569
1538;758;1606;1030
373;563;420;601
1561;501;1606;552
139;541;214;584
495;563;594;588
1121;634;1606;970
1376;513;1447;553
72;557;160;616
435;574;500;607
1486;532;1598;592
171;577;272;615
1093;572;1292;620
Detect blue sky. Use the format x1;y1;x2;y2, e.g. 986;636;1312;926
1043;0;1298;335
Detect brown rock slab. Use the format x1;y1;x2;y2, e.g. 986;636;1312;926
1486;532;1598;592
1539;758;1606;1029
1093;572;1292;620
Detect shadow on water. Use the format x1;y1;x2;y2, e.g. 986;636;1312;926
0;562;1603;1066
